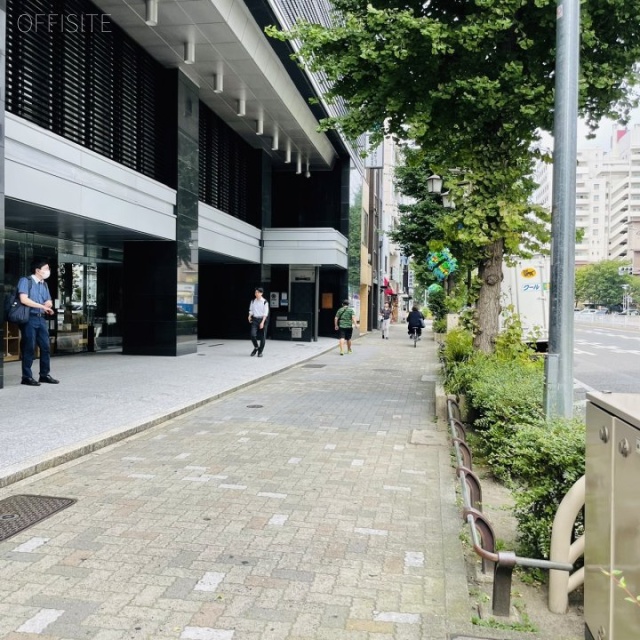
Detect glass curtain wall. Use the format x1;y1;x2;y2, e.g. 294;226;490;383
2;230;123;362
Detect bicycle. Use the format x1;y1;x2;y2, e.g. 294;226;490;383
409;326;420;348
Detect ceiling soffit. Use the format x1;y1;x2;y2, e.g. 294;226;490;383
91;0;338;171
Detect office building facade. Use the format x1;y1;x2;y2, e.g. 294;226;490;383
0;0;364;388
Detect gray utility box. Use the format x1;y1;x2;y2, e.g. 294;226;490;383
585;392;640;640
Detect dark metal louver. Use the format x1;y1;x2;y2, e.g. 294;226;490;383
199;103;257;223
6;0;167;183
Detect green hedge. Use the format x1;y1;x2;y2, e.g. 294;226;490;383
511;419;585;559
441;329;585;563
464;356;545;434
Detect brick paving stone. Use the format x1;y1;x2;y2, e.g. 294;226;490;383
0;332;476;639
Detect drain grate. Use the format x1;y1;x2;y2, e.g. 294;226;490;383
246;404;264;408
0;494;76;542
302;364;326;368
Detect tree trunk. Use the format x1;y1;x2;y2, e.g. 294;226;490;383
474;238;504;353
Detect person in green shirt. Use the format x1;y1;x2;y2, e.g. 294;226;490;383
334;299;358;355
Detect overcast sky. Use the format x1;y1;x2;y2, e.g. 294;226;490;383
539;107;640;152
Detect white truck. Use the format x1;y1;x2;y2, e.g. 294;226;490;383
501;255;550;351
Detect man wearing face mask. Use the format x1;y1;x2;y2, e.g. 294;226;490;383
17;259;59;386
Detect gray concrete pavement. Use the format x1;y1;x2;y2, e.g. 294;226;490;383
0;338;338;487
0;325;478;639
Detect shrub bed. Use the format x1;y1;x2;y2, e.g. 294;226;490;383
441;328;585;563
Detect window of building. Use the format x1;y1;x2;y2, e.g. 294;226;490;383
593;195;600;201
592;218;599;224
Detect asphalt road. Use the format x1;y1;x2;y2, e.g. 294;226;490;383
574;316;640;394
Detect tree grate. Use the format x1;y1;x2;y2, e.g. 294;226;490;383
0;494;76;542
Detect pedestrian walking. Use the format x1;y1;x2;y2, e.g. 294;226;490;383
334;299;358;355
248;287;269;357
17;259;59;386
380;302;391;339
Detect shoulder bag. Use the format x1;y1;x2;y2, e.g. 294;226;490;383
5;278;32;326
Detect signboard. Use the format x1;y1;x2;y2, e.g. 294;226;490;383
275;319;308;329
290;269;316;283
281;292;288;307
270;292;279;307
291;327;302;339
322;293;334;309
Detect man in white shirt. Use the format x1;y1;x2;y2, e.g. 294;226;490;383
248;287;269;357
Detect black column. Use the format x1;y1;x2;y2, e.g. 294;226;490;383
0;0;6;389
122;70;199;356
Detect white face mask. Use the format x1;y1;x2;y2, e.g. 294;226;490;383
40;269;50;280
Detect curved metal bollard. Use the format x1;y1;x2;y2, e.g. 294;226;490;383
548;474;586;613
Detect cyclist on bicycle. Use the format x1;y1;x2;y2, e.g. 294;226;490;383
407;305;425;339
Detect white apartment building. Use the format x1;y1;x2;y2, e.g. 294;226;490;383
534;127;640;273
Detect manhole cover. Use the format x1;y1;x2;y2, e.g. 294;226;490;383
0;494;76;542
246;404;264;408
302;364;326;368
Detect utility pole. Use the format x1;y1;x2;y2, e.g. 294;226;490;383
544;0;580;418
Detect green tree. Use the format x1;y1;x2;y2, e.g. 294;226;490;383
575;261;636;308
348;187;362;292
268;0;640;351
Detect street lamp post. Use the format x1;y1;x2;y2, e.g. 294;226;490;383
426;174;443;195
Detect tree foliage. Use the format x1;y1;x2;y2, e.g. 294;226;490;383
348;187;362;291
390;145;550;274
267;0;640;350
575;260;639;308
269;0;640;151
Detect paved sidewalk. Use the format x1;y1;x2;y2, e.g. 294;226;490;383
0;337;338;487
0;325;475;639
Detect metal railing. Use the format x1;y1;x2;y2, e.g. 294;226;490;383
447;397;574;616
548;475;585;613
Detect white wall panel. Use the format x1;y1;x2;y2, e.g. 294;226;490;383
198;203;261;263
6;114;177;240
263;228;348;268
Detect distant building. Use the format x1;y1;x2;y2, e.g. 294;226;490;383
533;126;640;274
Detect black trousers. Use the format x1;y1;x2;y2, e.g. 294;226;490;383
250;317;266;352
